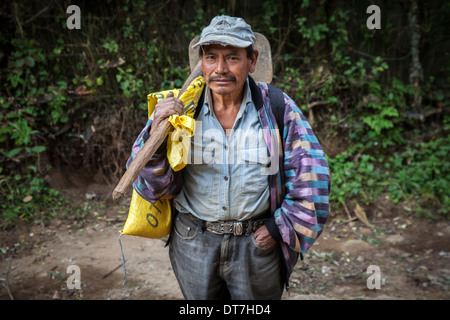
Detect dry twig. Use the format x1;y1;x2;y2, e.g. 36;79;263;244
0;258;14;300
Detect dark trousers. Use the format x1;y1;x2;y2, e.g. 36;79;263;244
168;212;284;300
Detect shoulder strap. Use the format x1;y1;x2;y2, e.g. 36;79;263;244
267;84;285;138
193;88;205;119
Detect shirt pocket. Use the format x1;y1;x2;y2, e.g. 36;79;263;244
186;142;216;197
239;146;270;195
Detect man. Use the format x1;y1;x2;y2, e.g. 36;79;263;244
127;15;331;300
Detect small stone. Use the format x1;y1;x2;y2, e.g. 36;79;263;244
52;290;61;300
385;234;404;244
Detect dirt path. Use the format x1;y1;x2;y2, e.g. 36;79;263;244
1;190;449;300
0;214;183;300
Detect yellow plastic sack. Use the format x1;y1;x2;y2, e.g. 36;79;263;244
120;76;205;239
121;190;172;238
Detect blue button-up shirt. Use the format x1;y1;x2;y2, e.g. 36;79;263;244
173;79;270;221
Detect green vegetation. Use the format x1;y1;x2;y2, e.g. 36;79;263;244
0;1;448;228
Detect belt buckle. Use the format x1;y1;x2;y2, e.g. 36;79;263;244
233;222;243;236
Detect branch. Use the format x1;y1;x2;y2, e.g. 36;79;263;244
307;100;327;110
0;258;14;300
24;5;50;25
404;107;446;120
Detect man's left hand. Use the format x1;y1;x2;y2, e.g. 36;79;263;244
253;225;276;250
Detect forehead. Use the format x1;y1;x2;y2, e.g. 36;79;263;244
201;44;246;55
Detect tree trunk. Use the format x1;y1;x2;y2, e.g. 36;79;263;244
408;0;423;111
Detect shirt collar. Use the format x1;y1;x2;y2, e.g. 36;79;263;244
203;78;253;116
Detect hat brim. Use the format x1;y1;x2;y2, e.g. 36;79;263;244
188;32;273;84
192;34;253;49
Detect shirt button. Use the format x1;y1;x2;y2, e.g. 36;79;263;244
224;176;228;181
225;145;228;150
222;206;227;211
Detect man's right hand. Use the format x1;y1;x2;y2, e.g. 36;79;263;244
150;91;184;135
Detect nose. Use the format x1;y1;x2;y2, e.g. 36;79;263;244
215;57;228;74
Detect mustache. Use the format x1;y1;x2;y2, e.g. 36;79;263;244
208;75;236;82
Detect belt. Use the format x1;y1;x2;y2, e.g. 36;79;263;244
177;210;270;236
205;219;265;236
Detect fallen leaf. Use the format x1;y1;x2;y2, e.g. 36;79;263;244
354;202;374;228
23;195;33;203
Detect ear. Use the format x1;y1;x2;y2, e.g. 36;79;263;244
248;49;259;74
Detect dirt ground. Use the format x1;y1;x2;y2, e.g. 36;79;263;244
1;180;449;301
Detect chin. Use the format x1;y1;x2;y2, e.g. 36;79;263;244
215;89;233;96
209;84;233;96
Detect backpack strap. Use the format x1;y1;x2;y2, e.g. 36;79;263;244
193;88;205;119
267;84;285;138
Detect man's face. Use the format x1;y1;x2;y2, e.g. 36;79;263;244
200;44;258;97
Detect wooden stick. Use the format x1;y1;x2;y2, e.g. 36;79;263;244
102;262;126;279
112;61;203;200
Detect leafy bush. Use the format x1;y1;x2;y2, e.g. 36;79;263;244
0;174;65;229
274;4;449;218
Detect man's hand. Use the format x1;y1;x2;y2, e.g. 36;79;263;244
253;225;276;250
150;91;184;135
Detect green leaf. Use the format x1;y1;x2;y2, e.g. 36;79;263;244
4;148;22;157
30;145;46;153
85;78;93;87
15;58;24;68
24;56;35;67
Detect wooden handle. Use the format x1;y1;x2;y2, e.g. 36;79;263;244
112;61;203;200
